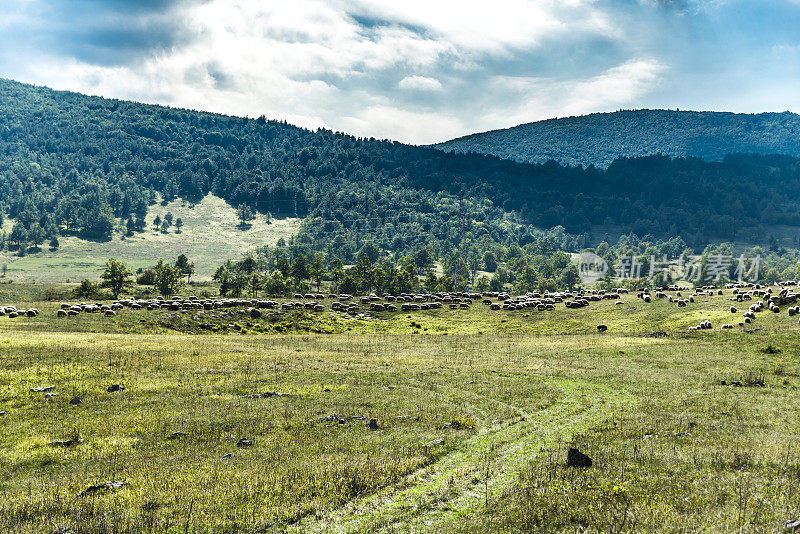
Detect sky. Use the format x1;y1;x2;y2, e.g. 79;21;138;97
1;0;799;144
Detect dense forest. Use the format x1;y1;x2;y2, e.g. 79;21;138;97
3;78;800;265
436;109;800;168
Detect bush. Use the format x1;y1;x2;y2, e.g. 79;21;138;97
43;286;65;301
137;269;156;285
74;279;100;299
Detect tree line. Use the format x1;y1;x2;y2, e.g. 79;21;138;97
4;78;800;263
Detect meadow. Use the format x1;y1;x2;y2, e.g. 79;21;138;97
1;285;799;532
0;195;299;283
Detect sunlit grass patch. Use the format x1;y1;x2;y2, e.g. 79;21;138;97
2;288;800;531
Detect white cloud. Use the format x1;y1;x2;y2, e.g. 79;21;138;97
478;58;666;130
567;58;667;113
398;76;443;91
342;0;612;55
0;0;700;144
339;105;464;144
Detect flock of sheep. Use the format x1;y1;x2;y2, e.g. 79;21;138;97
0;306;39;318
2;282;800;332
718;282;799;330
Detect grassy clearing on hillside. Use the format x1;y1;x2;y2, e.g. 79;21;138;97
0;195;299;283
2;287;800;532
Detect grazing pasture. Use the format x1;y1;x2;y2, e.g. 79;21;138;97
0;194;300;283
1;284;800;532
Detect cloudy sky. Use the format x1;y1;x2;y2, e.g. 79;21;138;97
1;0;799;144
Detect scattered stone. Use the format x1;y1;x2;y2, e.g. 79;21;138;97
0;411;6;416
674;432;692;437
366;418;379;430
107;384;125;393
221;453;233;459
79;480;129;497
50;438;83;448
31;386;55;392
236;438;253;448
424;438;445;447
69;397;82;406
50;528;73;534
643;433;659;439
786;519;800;531
45;393;58;399
322;414;345;424
237;391;292;399
566;447;592;468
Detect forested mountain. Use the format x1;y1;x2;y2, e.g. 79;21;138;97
435;109;800;168
2;78;800;266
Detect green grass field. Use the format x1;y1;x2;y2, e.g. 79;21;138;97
0;195;299;283
1;286;800;532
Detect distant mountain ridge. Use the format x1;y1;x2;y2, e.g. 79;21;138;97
4;78;800;260
435;109;800;168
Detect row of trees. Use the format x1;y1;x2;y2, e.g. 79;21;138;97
92;254;195;298
151;213;183;234
87;235;792;301
208;239;582;298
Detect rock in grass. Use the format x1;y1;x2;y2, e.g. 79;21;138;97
424;438;445;447
221;453;233;459
31;386;55;392
597;324;608;333
79;480;129;497
69;396;82;406
236;438;253;448
786;519;800;531
50;438;83;448
168;432;187;439
366;418;378;430
106;384;125;393
237;391;293;399
50;528;73;534
0;411;6;416
566;448;592;468
322;413;346;424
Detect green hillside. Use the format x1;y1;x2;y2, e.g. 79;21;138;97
435;109;800;168
4;77;800;280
